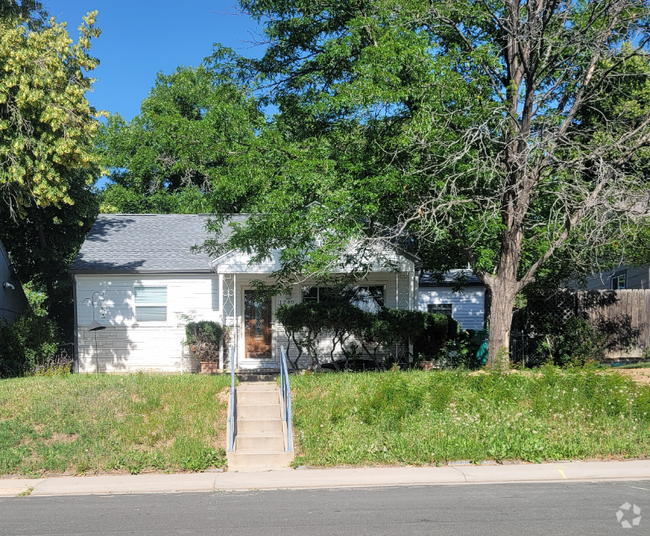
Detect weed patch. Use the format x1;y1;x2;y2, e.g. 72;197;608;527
0;374;230;475
290;368;650;466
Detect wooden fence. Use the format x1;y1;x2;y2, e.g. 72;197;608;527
578;289;650;360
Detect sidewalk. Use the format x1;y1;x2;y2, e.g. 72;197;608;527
1;460;649;497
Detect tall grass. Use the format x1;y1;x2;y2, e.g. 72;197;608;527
290;367;650;466
0;373;230;476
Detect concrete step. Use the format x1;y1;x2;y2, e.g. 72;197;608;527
236;382;278;391
237;403;281;419
236;373;279;382
237;418;284;434
235;432;285;451
236;390;279;405
227;451;294;468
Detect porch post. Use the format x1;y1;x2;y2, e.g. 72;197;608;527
233;273;238;371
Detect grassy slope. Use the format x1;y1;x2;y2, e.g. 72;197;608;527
290;368;650;466
0;374;230;476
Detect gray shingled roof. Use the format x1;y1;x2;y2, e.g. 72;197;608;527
71;214;248;273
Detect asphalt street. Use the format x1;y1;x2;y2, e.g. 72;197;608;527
0;480;648;536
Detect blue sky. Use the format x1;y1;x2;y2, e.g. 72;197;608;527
43;1;264;121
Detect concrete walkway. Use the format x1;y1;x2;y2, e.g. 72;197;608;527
1;460;649;497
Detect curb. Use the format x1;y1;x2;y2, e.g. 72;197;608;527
2;459;650;498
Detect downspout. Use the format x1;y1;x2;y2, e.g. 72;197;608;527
72;274;79;373
395;273;399;361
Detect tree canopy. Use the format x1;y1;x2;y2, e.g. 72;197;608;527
220;0;650;366
97;51;266;214
0;6;103;216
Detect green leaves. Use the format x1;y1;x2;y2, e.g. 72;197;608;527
97;53;265;214
0;8;103;215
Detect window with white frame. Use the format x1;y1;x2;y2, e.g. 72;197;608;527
134;286;167;321
428;303;453;317
611;271;626;290
301;286;336;303
302;285;385;311
351;286;385;312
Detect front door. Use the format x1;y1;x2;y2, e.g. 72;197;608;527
244;290;272;359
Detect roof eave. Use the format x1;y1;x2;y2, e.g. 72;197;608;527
70;268;214;275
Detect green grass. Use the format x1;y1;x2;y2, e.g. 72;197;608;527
290;367;650;466
0;373;231;476
614;362;650;369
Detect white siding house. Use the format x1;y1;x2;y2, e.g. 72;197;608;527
417;270;486;330
71;214;419;373
0;239;29;324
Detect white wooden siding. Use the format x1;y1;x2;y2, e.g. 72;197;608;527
417;287;485;330
75;274;220;373
76;269;418;373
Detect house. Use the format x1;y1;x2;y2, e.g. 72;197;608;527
71;214;420;373
584;265;649;290
0;239;29;324
417;269;486;330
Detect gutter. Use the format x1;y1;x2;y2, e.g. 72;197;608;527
70;269;214;275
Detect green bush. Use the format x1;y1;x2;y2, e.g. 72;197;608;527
535;316;606;367
407;311;458;361
278;301;459;370
185;321;224;362
0;314;58;377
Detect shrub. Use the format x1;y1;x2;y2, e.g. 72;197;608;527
534;316;606;366
0;314;59;377
408;311;458;361
185;321;224;362
278;301;459;371
277;303;321;370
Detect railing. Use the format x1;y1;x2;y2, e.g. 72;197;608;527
228;346;236;452
279;345;293;452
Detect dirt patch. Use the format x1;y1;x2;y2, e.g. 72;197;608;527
45;433;79;446
614;368;650;386
217;388;230;405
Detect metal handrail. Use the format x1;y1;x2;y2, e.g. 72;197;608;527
228;346;236;452
280;345;293;452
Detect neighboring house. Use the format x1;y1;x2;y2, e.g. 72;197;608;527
584;265;650;291
71;214;419;373
0;239;29;324
417;269;486;330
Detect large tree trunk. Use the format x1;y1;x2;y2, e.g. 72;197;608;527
486;279;517;368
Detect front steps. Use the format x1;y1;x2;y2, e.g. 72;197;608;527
227;382;294;471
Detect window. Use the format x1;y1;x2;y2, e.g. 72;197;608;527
611;272;627;290
428;303;453;317
134;286;167;321
351;286;385;312
301;286;337;303
302;285;385;312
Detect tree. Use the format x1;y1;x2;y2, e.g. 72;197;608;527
0;4;103;339
223;0;650;367
0;7;103;216
97;51;265;214
0;174;98;339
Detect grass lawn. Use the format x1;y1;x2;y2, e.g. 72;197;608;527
290;367;650;466
615;362;650;369
0;374;231;476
